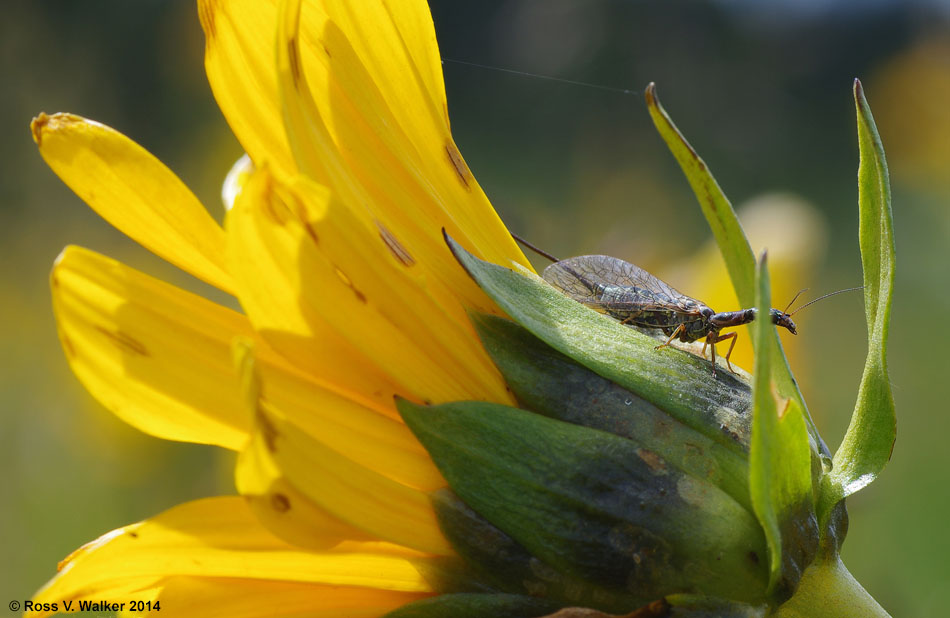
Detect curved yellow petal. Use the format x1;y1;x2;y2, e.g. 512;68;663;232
275;0;529;315
236;449;375;551
316;0;447;134
224;169;404;409
305;1;530;272
132;576;429;618
232;340;443;552
51;245;252;449
198;0;298;180
228;166;513;404
239;406;452;556
31;113;233;293
32;497;434;618
260;355;444;491
53;246;436;460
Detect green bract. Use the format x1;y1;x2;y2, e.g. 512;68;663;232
820;80;898;524
388;81;895;617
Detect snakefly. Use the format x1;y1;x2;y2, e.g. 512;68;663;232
512;234;858;375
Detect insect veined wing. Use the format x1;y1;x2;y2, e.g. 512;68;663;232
542;255;701;314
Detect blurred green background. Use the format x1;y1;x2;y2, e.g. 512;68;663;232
2;1;948;615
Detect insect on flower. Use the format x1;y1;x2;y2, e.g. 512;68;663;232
513;234;858;375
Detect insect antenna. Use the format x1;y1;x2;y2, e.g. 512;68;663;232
781;288;809;315
511;232;560;263
788;286;864;316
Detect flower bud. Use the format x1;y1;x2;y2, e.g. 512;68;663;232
387;238;857;616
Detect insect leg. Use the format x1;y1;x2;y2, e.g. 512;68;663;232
710;332;739;374
654;324;685;351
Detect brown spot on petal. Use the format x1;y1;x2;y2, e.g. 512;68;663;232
94;326;149;356
256;408;280;453
286;196;319;246
334;267;367;304
287;36;302;85
377;221;415;266
445;140;472;190
271;492;291;513
303;222;320;246
127;531;139;539
321;41;332;58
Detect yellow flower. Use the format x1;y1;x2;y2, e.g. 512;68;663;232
31;0;531;614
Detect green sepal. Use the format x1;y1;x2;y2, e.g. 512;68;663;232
407;554;497;596
471;312;751;512
396;398;769;604
748;253;818;601
430;488;639;612
382;593;560;618
820;79;897;522
644;83;756;309
643;86;829;465
445;232;752;455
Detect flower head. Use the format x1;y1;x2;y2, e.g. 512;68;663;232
31;1;896;617
32;0;530;613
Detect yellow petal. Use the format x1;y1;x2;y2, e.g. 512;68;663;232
316;0;447;134
51;245;252;449
224;170;403;409
133;576;429;618
257;352;445;491
54;246;434;459
232;340;443;551
228;167;513;404
309;1;530;273
31;113;233;293
33;497;434;618
275;0;530;314
236;448;375;550
240;405;452;556
198;0;298;180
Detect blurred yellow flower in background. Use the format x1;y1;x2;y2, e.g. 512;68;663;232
30;0;536;613
661;193;828;373
871;35;950;194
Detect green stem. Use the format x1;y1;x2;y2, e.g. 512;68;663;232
771;556;890;618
